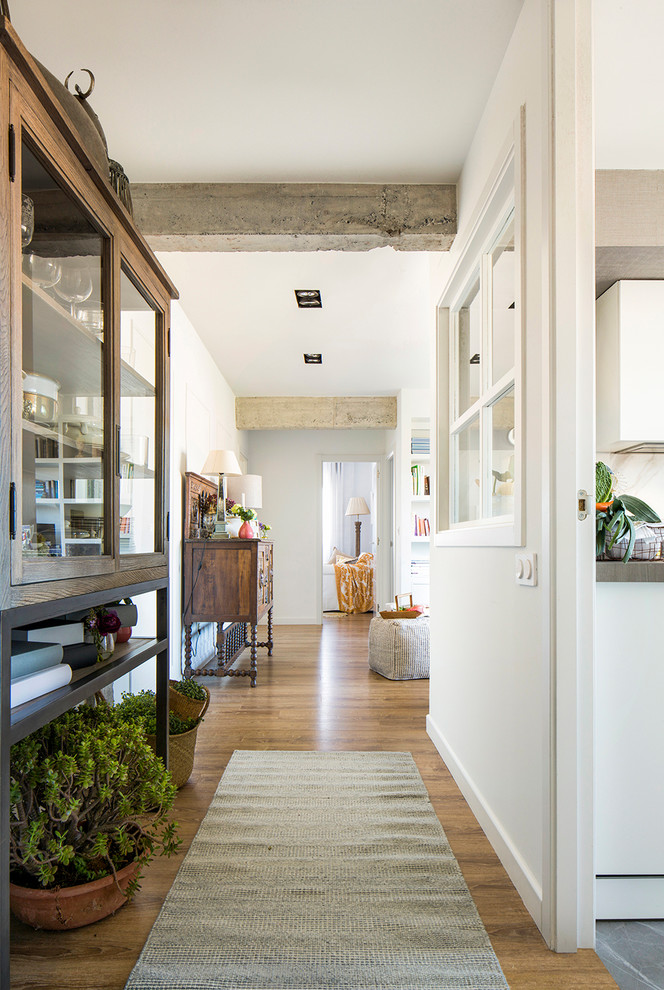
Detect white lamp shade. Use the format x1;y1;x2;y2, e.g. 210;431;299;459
226;474;263;508
345;496;370;517
200;449;242;477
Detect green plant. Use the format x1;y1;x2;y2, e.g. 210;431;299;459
595;460;661;561
170;679;207;702
230;504;257;523
115;690;200;736
10;705;179;892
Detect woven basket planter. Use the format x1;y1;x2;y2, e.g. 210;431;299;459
147;723;200;789
168;680;210;721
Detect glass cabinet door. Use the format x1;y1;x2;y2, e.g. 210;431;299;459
119;268;159;556
20;138;109;573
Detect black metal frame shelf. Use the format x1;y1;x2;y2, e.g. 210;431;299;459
1;576;169;987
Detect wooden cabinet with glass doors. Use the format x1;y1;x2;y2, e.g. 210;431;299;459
0;20;177;607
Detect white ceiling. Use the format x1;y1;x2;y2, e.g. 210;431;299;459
12;1;523;398
160;249;434;396
13;0;523;184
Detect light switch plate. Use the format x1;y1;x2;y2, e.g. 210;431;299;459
515;552;537;587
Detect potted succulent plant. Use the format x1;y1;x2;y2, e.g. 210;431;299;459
115;688;207;789
169;678;210;721
9;704;179;930
595;460;661;562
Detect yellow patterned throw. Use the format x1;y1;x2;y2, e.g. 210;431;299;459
334;551;374;613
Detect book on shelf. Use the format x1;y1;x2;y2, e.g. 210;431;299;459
413;515;430;536
10;640;64;680
410;465;431;497
14;620;85;646
71;478;103;500
35;479;58;499
64;602;138;627
35;437;59;458
410;432;430;455
62;642;100;670
11;664;73;709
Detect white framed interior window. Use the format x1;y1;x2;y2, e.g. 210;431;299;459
435;112;524;547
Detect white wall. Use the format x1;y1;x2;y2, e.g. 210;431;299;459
427;0;554;938
168;301;247;676
246;429;391;623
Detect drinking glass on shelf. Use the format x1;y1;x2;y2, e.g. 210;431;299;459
54;265;93;317
21;195;34;248
22;253;61;290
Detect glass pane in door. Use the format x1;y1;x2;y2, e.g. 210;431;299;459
491;214;516;384
452;416;480;524
456;277;481;417
490;388;515;518
120;269;157;554
21;140;106;562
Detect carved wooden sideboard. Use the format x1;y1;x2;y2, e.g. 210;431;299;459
182;539;273;688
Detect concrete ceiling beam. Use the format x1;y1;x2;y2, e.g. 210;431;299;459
236;396;397;430
131;183;456;252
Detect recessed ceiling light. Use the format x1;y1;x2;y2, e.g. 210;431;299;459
295;289;322;308
304;353;322;364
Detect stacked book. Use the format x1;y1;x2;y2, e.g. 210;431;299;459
10;620;97;709
411;433;430;455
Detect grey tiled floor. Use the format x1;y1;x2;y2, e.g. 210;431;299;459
596;922;664;990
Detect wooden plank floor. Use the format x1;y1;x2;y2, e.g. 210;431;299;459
10;616;617;989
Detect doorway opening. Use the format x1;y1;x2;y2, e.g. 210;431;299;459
321;460;379;617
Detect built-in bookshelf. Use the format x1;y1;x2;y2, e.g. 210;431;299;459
410;421;430;605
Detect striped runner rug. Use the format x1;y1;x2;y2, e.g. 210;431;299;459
125;750;509;989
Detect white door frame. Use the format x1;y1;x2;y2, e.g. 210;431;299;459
543;0;596;950
316;454;389;624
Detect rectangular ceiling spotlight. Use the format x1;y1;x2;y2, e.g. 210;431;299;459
303;353;322;364
295;289;322;308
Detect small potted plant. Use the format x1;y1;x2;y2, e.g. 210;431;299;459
169;678;210;721
595;460;661;562
229;502;258;538
9;705;179;930
115;689;205;789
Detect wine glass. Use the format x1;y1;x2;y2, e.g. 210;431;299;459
54;265;93;317
22;254;61;290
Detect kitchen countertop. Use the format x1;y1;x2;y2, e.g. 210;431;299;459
596;560;664;582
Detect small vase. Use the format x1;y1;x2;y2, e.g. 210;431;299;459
238;520;254;539
100;633;116;659
115;626;132;644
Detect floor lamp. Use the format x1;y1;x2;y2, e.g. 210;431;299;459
346;496;370;557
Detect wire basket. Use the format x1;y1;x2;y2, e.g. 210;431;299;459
147;723;200;789
604;523;664;561
168;680;210;721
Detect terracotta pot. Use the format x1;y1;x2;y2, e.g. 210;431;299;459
238;520;254;539
10;860;139;930
115;626;132;643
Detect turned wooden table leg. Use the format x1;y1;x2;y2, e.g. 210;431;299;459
250;623;258;688
216;622;225;667
267;606;274;657
184;623;192;679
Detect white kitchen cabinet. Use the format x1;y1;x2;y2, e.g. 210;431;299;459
595;581;664;918
597;280;664;451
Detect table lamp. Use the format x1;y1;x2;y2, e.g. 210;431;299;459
226;474;263;510
346;496;370;556
200;449;242;539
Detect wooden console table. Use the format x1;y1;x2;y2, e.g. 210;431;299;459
183;539;273;688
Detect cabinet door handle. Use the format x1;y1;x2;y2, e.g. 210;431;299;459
116;425;121;477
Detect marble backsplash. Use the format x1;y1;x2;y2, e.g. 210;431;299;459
599;451;664;517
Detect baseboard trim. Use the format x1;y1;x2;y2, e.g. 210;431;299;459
426;713;543;930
